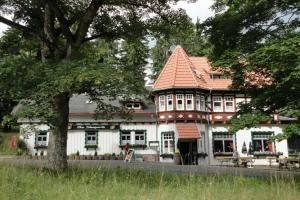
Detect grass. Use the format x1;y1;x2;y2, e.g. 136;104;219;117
0;164;299;200
0;132;19;155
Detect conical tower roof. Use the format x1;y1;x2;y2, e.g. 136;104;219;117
153;45;202;90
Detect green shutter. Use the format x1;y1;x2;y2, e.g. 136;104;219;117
96;131;98;145
144;130;147;145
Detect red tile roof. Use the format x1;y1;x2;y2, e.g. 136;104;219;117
153;46;232;91
176;123;200;139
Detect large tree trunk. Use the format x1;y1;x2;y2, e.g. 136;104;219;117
47;93;70;171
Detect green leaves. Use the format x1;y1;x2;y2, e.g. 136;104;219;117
229;112;271;134
204;1;300;138
272;124;300;141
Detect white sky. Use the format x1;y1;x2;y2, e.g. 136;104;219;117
0;0;214;35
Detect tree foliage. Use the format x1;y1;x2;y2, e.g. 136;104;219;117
151;19;211;78
204;0;300;138
0;0;192;170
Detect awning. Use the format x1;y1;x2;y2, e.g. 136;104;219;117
176;123;200;139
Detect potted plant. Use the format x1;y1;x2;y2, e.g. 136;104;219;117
174;149;181;165
94;151;99;160
75;150;80;160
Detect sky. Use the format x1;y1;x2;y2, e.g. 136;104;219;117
0;0;215;35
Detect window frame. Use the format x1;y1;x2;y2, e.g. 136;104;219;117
251;132;274;152
85;130;98;146
200;95;205;111
212;96;223;112
35;131;48;147
161;132;175;154
120;130;131;145
135;130;146;145
186;94;194;110
167;94;173;111
224;96;234;112
120;130;147;145
212;132;234;154
176;94;184;110
159;95;166;111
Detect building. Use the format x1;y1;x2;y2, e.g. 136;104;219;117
20;46;298;165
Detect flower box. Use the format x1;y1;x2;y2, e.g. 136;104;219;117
84;144;98;149
34;145;48;149
213;152;233;157
253;151;283;158
119;144;147;149
160;154;174;159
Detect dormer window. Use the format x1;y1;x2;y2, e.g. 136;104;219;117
126;103;142;110
210;74;230;80
159;95;165;111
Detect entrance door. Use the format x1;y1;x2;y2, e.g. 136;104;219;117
178;140;198;165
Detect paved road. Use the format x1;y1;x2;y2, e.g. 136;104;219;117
1;157;300;178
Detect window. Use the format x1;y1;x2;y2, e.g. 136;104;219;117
196;95;205;111
121;130;147;145
162;132;174;154
213;96;223;112
126;103;141;110
135;131;146;145
224;96;234;112
210;74;230;80
85;131;98;145
176;94;184;110
121;130;131;145
252;132;273;152
213;133;234;154
288;136;300;155
186;94;193;110
167;95;173;111
196;95;200;111
200;96;205;111
159;95;165;111
35;131;47;147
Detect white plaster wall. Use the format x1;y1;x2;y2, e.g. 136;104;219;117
120;123;158;155
120;124;157;144
66;130;121;156
208;125;288;166
20;124;50;156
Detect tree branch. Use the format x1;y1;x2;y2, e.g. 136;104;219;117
49;0;74;39
83;31;121;42
0;16;35;35
74;0;104;48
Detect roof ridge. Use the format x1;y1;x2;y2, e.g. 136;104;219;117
173;47;179;87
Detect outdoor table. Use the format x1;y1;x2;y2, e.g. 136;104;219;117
278;157;300;169
216;157;233;167
238;157;255;168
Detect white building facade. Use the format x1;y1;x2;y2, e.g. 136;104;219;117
20;46;297;166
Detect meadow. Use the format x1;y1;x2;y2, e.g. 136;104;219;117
0;164;299;200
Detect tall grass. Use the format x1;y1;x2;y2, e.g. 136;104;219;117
0;164;299;200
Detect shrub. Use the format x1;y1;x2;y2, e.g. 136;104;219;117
16;139;28;155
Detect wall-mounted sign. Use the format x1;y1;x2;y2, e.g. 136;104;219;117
149;141;159;147
68;123;120;130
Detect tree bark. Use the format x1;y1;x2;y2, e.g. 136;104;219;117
47;93;69;171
